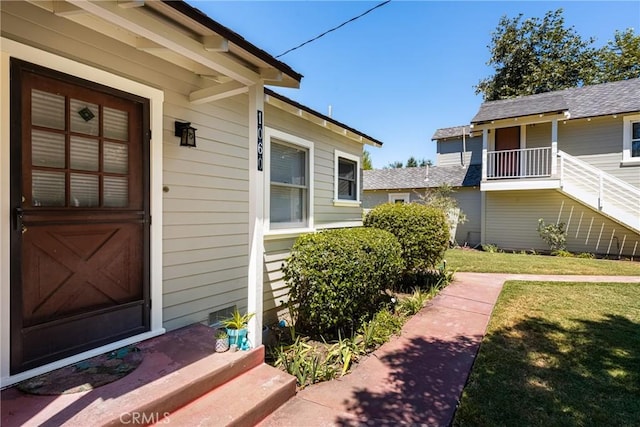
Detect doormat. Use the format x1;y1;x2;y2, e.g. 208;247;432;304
16;345;143;395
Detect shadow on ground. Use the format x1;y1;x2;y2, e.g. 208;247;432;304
336;334;481;426
453;314;640;426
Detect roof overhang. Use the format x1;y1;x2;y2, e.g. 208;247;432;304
265;89;383;148
471;111;571;131
26;0;302;101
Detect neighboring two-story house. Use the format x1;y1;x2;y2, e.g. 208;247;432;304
0;0;380;386
438;78;640;256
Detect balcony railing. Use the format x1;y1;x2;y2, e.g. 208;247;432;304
485;147;552;179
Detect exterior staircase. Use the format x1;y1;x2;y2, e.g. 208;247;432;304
1;324;296;427
558;150;640;233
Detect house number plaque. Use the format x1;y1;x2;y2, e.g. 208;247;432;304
257;110;264;171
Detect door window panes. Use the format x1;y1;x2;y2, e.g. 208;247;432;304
32;171;65;207
104;107;128;141
32;89;65;130
70;136;99;171
104;176;128;207
32;130;65;168
104;142;128;174
70;99;99;136
70;174;99;207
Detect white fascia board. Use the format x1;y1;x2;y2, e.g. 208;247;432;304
66;0;260;85
481;179;561;192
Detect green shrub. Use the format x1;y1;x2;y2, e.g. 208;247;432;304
537;218;567;252
364;203;449;273
482;244;502;253
283;227;404;339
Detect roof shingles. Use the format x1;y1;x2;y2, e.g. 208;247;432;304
363;164;481;191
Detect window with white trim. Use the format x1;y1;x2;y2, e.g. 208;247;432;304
266;128;314;231
622;115;640;164
334;150;361;205
388;193;410;204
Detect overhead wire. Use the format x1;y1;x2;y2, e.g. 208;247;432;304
275;0;392;58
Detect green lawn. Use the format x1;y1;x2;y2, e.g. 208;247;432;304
454;281;640;426
445;248;640;275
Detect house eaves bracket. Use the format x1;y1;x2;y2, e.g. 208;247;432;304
64;0;261;85
189;81;248;104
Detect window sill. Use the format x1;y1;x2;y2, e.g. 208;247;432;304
264;227;315;240
332;199;361;207
620;159;640;167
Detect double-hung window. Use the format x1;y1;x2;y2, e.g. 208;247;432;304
622;115;640;165
334;150;361;205
267;129;313;230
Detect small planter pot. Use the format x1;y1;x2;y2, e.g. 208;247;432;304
226;327;248;347
215;337;229;353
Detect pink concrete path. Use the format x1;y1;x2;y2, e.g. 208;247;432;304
259;273;640;427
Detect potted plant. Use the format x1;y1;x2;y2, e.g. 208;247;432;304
214;328;229;353
221;308;255;348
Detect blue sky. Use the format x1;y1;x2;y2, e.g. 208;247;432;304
187;1;640;169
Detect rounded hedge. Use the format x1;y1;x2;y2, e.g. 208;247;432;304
282;227;404;338
364;202;449;272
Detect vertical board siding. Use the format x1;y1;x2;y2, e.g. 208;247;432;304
2;2;251;331
436;137;482;167
485;190;640;257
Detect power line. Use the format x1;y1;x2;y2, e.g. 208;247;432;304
276;1;392;58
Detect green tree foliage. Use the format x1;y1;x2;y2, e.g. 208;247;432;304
406;156;418;168
283;228;404;338
386;160;404;169
362;149;373;170
594;29;640;83
476;9;597;101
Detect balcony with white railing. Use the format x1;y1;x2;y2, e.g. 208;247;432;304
481;145;561;191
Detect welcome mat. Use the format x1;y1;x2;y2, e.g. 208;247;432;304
17;345;143;395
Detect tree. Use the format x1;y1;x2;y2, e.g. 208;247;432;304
362;149;373;170
420;159;433;167
476;9;597;101
593;29;640;83
386;161;403;169
406;156;418;168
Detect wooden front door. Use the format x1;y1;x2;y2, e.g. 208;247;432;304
10;59;151;374
495;126;521;177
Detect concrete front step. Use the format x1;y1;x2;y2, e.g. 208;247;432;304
156;363;296;427
1;324;295;427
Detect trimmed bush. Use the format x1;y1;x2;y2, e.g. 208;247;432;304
364;202;449;273
282;227;404;338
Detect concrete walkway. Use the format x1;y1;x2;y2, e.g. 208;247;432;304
259;273;640;427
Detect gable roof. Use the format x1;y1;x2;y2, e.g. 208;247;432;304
363;164;481;191
472;78;640;124
431;125;471;141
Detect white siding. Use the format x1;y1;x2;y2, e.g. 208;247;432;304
436;137;482;167
2;1;251;331
485;190;640;257
263;237;297;324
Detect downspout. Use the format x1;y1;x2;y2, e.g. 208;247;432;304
461;127;466;167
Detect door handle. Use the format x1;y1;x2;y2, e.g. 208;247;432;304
14;207;23;232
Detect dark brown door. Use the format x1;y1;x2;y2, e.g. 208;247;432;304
495;126;520;177
10;59;151;374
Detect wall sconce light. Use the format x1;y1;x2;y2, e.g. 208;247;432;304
175;121;197;147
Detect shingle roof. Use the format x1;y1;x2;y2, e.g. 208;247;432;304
431;125;471;140
363;164;481;191
471;78;640;124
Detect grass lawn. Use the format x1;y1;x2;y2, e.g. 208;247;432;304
445;248;640;275
454;281;640;426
